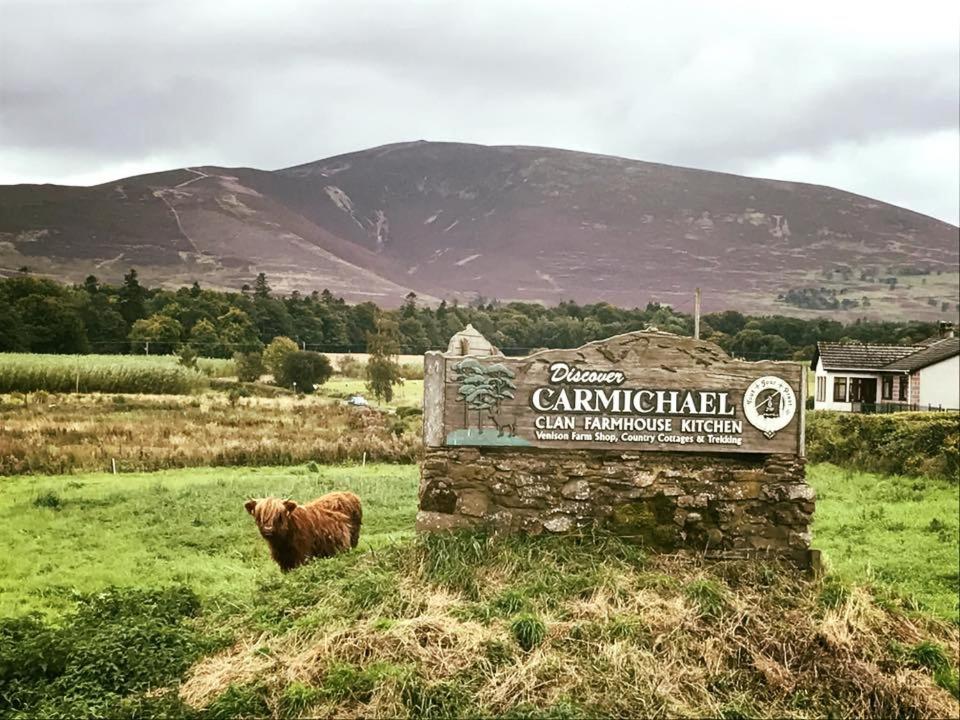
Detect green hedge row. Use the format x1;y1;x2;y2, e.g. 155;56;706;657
806;411;960;482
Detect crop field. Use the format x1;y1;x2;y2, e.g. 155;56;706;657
0;353;234;394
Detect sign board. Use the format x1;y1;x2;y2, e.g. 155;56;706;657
423;331;805;456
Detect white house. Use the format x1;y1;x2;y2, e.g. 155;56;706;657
811;335;959;412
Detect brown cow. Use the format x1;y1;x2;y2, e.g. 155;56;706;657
244;493;361;572
312;491;363;548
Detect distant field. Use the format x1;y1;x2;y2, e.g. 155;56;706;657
0;353;234;394
326;352;423;371
318;376;424;408
0;391;421;475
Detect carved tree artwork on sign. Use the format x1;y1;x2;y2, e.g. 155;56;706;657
448;358;528;446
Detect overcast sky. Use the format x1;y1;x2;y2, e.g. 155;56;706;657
1;0;958;225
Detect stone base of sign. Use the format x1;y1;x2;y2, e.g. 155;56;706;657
418;447;816;566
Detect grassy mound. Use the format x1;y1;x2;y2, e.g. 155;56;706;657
171;534;959;719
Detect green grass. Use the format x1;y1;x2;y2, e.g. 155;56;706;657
0;463;418;618
809;463;960;620
1;462;958;717
2;461;956;624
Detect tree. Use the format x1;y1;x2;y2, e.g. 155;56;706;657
0;299;25;351
253;272;271;299
279;351;332;393
15;294;89;354
118;268;147;326
365;319;403;403
234;351;265;382
217;307;262;353
188;319;222;356
128;314;183;354
263;336;299;382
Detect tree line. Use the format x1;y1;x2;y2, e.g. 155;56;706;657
0;270;941;360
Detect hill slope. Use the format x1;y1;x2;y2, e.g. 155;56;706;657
1;141;957;317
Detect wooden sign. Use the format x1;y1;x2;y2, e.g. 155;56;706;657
423;331;805;456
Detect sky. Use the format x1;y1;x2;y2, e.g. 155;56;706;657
1;0;958;225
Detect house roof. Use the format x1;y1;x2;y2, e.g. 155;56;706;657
813;342;916;371
812;338;960;373
883;337;960;372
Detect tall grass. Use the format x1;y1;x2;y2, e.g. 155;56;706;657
0;393;421;475
0;354;211;394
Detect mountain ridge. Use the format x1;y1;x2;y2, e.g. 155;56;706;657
1;141;956;319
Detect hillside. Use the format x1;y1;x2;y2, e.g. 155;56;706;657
1;141;957;318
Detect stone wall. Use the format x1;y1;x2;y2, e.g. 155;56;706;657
418;447;815;566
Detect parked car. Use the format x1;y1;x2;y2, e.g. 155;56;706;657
345;394;368;407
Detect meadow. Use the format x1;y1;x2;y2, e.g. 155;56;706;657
0;388;423;475
1;462;957;718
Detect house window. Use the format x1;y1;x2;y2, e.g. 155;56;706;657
833;377;847;402
881;375;893;400
816;376;826;402
898;376;907;401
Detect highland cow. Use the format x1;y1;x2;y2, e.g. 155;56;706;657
313;491;363;548
244;493;361;572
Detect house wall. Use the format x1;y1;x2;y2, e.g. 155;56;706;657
918;355;960;409
813;358;889;411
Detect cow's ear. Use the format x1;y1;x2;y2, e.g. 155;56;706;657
283;499;298;512
244;499;257;515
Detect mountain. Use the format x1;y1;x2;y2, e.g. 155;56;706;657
1;141;957;318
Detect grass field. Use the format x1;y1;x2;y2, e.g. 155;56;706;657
810;463;959;619
0;464;418;619
1;462;957;717
2;462;956;622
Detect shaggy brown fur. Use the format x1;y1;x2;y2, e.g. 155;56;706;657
244;495;357;572
313;491;362;548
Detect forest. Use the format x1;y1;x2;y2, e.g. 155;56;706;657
0;270;942;361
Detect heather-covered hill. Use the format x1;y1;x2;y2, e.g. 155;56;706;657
2;141;957;319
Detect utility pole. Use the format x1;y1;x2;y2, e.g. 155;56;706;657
694;288;701;340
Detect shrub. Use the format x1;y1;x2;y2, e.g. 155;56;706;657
511;613;547;652
0;586;215;716
399;362;424;380
806;411;959;482
233;351;265;382
277;351;333;393
263;336;299;380
337;356;366;378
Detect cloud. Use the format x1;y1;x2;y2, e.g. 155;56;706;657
0;0;957;223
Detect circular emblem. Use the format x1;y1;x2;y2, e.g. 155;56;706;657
743;376;796;439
